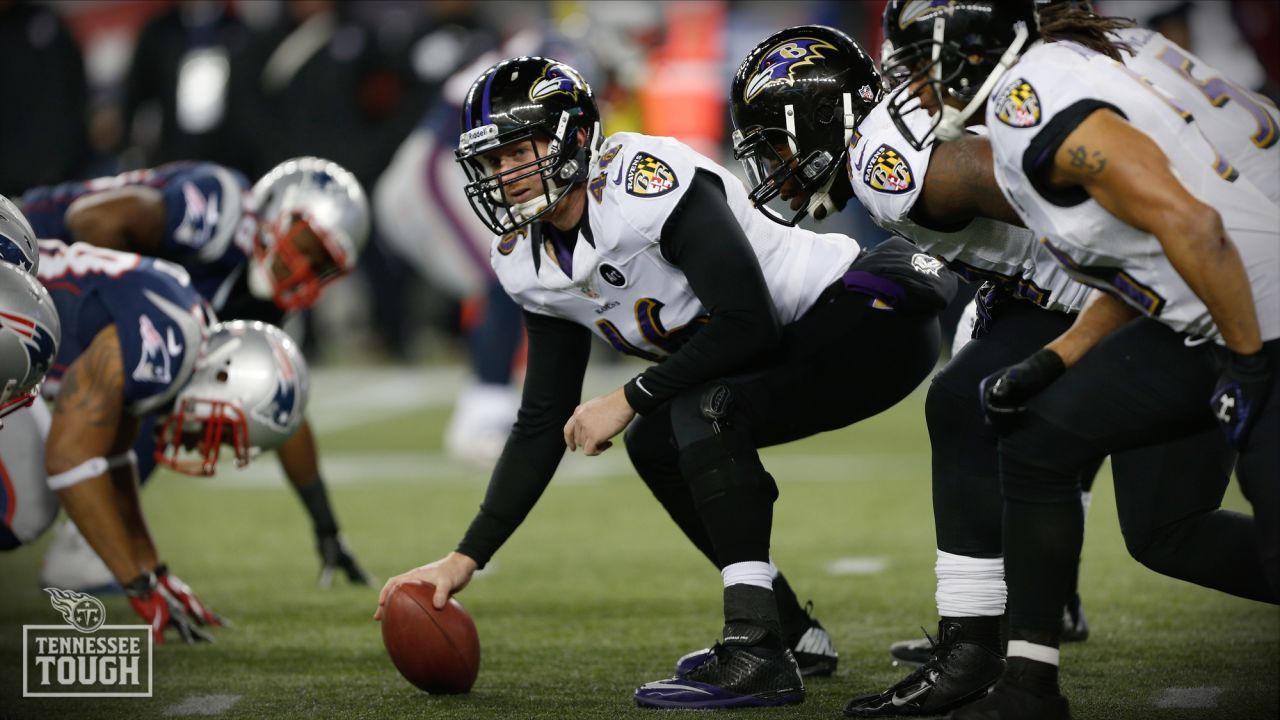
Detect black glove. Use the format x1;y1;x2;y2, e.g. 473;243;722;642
124;572;213;645
980;348;1067;435
1210;350;1274;450
318;533;376;588
972;280;1016;340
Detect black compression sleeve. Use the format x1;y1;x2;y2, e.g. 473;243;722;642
456;310;592;567
622;170;781;415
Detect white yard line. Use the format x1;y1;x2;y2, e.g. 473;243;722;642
163;694;242;716
1153;687;1222;709
826;557;890;575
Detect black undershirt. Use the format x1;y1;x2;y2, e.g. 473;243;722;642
456;170;783;566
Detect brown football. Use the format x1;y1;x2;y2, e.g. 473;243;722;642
381;583;480;694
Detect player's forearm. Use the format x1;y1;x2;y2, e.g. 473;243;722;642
56;475;146;584
1046;290;1139;368
1158;208;1263;354
109;462;160;573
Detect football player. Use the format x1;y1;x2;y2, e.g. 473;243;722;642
21;158;373;589
19;238;309;643
879;1;1278;718
731;18;1278;718
375;55;956;709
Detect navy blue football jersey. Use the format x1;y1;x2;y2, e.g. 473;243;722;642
22;163;259;316
37;240;210;417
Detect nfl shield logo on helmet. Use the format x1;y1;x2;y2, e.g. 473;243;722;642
625;153;679;198
996;79;1042;128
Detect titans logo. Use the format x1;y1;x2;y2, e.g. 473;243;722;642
743;38;838;104
529;63;581;103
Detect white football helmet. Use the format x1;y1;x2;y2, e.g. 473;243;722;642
155;320;309;476
0;194;39;274
249;157;370;312
0;263;60;424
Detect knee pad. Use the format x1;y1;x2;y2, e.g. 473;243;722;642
670;385;777;506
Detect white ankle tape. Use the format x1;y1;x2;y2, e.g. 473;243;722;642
935;550;1006;617
722;561;774;590
47;451;138;491
1007;640;1060;666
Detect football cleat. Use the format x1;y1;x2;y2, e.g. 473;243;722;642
676;605;838;678
639;626;805;710
845;621;1004;717
1061;595;1088;643
945;664;1070;720
889;635;935;667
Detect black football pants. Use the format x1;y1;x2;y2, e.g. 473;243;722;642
999;318;1279;636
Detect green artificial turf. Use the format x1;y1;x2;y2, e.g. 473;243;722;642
1;370;1275;719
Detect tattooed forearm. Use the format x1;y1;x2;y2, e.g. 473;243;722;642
1067;145;1107;176
53;324;124;428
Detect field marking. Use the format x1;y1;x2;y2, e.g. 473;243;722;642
1153;687;1221;709
163;694;242;716
826;557;890;575
195;451;917;489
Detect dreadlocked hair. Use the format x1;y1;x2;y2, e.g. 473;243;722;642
1039;2;1135;61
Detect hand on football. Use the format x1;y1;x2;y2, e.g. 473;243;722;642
375;552;478;618
980;348;1066;434
318;533;376;588
1210;349;1274;450
564;387;635;456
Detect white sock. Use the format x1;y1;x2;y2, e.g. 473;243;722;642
768;559;780;579
1080;490;1092;516
935;550;1006;617
1007;640;1060;666
722;561;774;590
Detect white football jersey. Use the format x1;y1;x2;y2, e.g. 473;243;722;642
987;41;1280;343
1114;27;1279;203
492;132;859;360
848;99;1092;313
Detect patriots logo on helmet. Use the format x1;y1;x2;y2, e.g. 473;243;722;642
529;63;581;103
0;309;57;381
995;79;1042;128
254;336;299;431
744;38;838;104
898;0;959;30
132;315;174;384
0;235;33;273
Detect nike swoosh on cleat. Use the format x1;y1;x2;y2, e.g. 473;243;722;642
641;681;713;695
890;683;930;707
1183;335;1211;347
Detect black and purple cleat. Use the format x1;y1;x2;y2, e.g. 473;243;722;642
636;641;805;710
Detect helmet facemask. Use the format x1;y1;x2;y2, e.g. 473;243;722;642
252;212;349;312
885;16;1034;151
0;379;38;429
732;92;859;227
457;111;595;236
153;395;252;477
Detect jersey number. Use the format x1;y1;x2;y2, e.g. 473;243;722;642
595;298;707;362
1157;46;1278;149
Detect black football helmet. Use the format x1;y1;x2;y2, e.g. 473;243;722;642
730;25;883;227
455;56;602;235
882;0;1040;150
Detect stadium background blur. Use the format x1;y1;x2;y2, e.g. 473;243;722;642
5;0;1276;364
1;3;1278;719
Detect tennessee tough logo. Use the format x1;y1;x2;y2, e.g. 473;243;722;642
743;37;837;103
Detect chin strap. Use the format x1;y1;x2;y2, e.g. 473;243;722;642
807;92;858;222
935;21;1033;141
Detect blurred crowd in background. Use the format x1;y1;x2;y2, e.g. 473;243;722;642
4;0;1277;364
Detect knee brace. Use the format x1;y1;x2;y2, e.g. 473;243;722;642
671;385;778;506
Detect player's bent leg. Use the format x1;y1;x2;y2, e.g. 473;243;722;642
0;402;60;552
1113;428;1277;603
1232;340;1280;595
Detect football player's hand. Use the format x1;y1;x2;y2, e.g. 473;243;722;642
1210;349;1273;450
318;533;376;588
980;348;1066;434
156;565;226;627
124;572;213;645
564;387;635;456
973;280;1015;340
375;552;478;618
